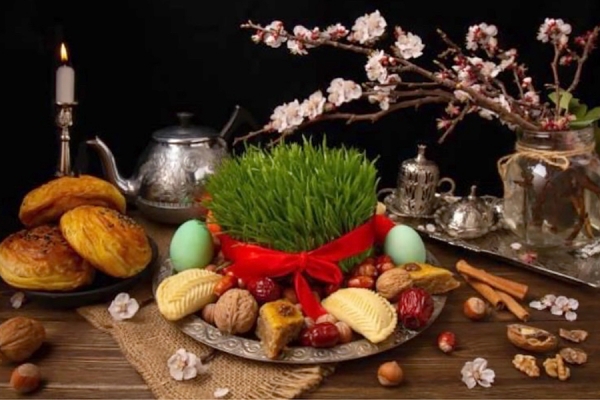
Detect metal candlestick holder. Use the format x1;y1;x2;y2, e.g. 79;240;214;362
55;101;77;177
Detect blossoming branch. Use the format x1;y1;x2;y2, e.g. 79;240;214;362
237;11;599;144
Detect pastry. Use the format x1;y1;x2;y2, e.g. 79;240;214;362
399;262;461;294
0;225;94;291
322;287;397;344
255;300;304;359
60;205;152;278
156;268;222;321
19;175;126;227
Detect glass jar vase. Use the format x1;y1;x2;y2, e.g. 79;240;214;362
499;125;600;248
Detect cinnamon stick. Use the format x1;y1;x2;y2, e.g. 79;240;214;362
456;259;529;300
497;291;530;322
461;274;504;310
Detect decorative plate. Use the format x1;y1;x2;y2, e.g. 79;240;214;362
20;237;159;309
152;253;446;364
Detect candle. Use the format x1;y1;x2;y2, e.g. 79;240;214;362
56;43;75;104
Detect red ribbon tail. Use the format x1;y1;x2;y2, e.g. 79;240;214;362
294;272;326;320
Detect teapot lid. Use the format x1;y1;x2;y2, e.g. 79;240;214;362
437;185;495;235
152;112;219;144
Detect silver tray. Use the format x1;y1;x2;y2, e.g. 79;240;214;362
383;194;600;289
152;256;446;364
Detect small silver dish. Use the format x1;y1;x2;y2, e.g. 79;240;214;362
379;189;458;219
434;185;503;239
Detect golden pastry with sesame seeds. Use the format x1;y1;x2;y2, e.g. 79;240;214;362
19;175;126;228
0;224;95;291
59;205;152;278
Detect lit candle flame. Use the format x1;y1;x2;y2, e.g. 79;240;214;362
60;43;69;63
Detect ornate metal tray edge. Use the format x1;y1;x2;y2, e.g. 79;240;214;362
152;254;446;364
383;193;600;289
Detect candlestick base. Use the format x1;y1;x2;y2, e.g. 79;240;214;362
55;102;78;177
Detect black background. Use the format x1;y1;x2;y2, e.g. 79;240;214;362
1;0;599;238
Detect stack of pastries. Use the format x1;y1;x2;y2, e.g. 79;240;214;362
0;175;152;292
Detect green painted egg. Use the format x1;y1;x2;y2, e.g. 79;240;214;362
384;224;426;265
169;219;214;272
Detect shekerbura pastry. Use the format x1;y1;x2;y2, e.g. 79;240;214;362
156;268;222;321
322;287;397;344
19;175;126;227
0;225;95;291
60;205;152;278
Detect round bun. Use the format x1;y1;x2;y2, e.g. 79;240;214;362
0;225;95;291
19;175;126;227
60;205;152;278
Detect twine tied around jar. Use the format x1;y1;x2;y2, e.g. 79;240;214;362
497;141;596;197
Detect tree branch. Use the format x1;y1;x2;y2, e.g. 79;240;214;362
566;26;600;93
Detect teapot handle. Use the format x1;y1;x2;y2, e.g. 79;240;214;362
219;105;260;143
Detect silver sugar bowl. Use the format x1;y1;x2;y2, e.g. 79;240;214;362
395;144;456;217
434;185;501;239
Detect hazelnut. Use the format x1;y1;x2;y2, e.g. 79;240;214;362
463;297;488;321
335;321;353;344
315;313;338;325
10;363;41;393
201;303;216;325
377;361;404;386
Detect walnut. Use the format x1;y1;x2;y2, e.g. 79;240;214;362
543;354;570;381
0;317;46;364
506;324;558;353
375;268;413;301
213;289;258;335
559;347;588;365
559;328;588;343
512;354;540;377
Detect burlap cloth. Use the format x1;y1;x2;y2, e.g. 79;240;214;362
77;214;335;400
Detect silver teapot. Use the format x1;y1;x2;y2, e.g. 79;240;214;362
87;106;254;225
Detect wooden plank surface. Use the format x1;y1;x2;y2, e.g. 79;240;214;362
1;233;599;399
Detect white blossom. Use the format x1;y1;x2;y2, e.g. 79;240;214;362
394;29;425;59
537;18;572;47
510;242;523;250
461;358;495;389
550;295;579;321
523;90;540;104
108;292;139;321
324;23;349;40
269;100;304;132
365;50;389;83
287;39;307;55
300;90;326;119
326;78;362;106
367;74;399;110
466;23;498;52
349;10;387;44
499;49;518;70
263;21;287;48
468;57;501;78
454;90;472;102
168;348;207;381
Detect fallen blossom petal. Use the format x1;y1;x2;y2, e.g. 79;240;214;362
528;300;546;310
554;296;568;308
10;292;26;309
461;358;494;389
510;242;522;250
550;304;564;316
540;294;556;305
565;311;577;321
168;348;203;381
214;388;230;398
425;224;436;233
170;367;185;381
182;366;198;380
108;292;140;321
567;298;579;310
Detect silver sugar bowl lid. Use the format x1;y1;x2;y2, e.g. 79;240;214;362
434;185;498;239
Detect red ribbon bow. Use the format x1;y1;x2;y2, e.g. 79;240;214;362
219;214;394;320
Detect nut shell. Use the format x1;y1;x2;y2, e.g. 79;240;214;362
507;324;558;353
213;289;258;335
0;317;46;364
375;268;413;301
10;363;41;393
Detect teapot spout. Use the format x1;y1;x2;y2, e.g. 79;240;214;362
219;105;259;142
86;136;140;201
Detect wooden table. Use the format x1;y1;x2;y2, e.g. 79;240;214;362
1;232;598;398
